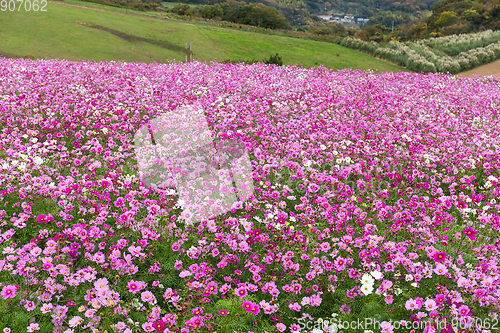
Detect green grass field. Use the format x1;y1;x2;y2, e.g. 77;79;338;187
0;0;409;72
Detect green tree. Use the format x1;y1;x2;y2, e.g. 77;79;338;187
199;4;224;19
323;22;347;36
171;3;194;16
434;10;458;28
426;0;470;30
462;9;482;23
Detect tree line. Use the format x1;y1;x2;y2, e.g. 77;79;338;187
168;2;287;29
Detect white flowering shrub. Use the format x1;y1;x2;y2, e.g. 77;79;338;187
339;30;500;74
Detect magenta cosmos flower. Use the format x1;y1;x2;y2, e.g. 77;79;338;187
242;300;255;313
433;251;446;262
462;227;478;241
152;319;166;332
36;214;47;224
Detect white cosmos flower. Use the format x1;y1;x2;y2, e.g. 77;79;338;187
361;273;375;286
370;270;383;280
360;284;374;296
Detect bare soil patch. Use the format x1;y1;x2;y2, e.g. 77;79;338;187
458;59;500;78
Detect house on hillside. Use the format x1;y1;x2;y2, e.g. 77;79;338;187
318;15;332;20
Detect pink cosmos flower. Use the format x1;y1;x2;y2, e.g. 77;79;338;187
458;305;470;316
380;321;394;333
27;323;40;332
250;303;260;315
94;278;109;292
142;322;155;332
405;299;418;311
40;303;53;313
69;316;84;327
276;323;286;332
235;286;248;299
128;280;139;294
424;299;437;311
340;304;351;314
141;290;156;304
1;285;16;299
435;294;445;304
24;301;36;311
434;263;448;275
346;288;356;298
289;302;301;311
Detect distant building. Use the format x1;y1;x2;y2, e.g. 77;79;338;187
357;18;369;23
318;15;332;21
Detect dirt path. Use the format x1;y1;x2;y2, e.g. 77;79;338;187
457;59;500;78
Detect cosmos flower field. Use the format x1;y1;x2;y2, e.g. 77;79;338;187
0;58;500;333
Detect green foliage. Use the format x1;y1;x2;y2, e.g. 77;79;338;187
220;3;286;29
322;22;347;37
355;24;390;41
364;10;415;30
425;0;470;30
22;53;37;60
170;2;194;15
198;3;286;29
222;52;283;66
407;22;428;40
263;52;283;65
199;4;223;18
462;9;482;23
434;11;458;28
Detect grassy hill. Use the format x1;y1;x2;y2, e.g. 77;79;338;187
0;0;408;72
